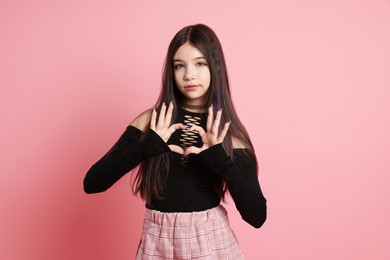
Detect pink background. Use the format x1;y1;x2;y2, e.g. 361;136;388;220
1;0;389;259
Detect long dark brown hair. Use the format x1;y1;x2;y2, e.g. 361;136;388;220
132;24;258;203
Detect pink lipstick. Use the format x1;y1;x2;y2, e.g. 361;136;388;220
184;85;198;91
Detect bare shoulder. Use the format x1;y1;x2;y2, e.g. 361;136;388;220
129;109;153;132
231;136;248;149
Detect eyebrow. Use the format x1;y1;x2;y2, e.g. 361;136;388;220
173;57;206;62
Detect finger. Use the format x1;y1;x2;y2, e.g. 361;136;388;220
206;105;213;133
167;123;185;136
168;144;184;155
150;108;157;131
189;125;206;136
165;102;174;127
157;103;167;129
218;121;231;142
184;146;203;156
212;109;222;135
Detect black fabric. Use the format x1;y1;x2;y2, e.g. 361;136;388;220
83;108;267;228
83;127;170;193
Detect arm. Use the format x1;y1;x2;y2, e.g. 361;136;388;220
182;107;267;227
83;103;184;194
200;144;267;228
83;126;170;194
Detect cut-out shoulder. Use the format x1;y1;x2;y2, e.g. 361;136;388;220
129;109;152;132
232;136;248;149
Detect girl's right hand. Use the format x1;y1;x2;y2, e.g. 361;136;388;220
150;102;184;154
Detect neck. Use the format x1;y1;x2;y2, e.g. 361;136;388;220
180;102;207;113
182;103;207;109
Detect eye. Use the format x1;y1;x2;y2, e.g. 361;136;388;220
196;62;208;67
174;63;184;70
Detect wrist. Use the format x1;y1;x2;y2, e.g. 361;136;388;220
143;130;171;158
199;143;228;170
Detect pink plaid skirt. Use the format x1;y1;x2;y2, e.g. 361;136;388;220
135;205;244;260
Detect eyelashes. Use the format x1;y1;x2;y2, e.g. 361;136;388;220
173;62;208;70
174;64;185;70
196;62;208;67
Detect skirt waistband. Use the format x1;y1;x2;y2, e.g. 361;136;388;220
145;205;227;227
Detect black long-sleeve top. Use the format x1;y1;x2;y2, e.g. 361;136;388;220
84;108;267;228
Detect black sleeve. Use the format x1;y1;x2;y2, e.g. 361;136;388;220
83;126;170;194
200;144;267;228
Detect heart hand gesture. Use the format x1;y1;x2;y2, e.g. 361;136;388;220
184;106;230;156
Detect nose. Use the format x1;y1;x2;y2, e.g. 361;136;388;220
184;65;196;81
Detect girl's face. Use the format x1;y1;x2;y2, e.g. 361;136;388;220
173;42;211;105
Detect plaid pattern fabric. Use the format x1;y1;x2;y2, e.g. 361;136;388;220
135;205;244;260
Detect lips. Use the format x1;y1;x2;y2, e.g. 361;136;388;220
184;85;198;91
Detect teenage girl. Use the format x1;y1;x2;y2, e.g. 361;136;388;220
84;24;267;260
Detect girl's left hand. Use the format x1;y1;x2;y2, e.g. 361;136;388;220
184;106;230;156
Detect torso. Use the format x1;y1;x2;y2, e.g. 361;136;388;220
146;107;221;212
